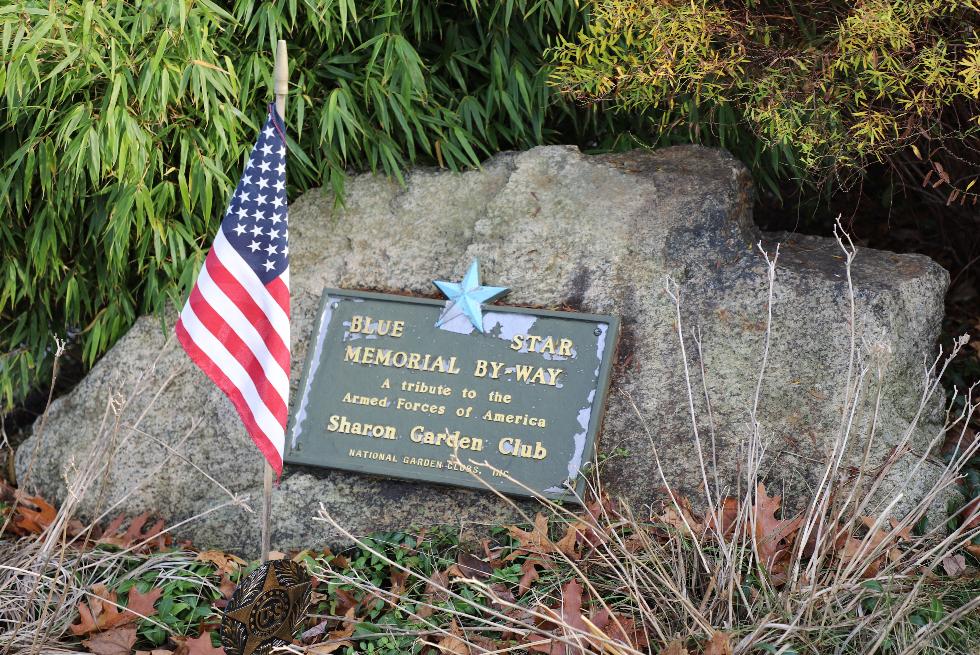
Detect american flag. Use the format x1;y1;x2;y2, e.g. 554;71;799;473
176;106;290;475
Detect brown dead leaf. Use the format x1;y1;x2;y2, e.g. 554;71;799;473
416;568;450;619
389;567;410;596
72;585;127;636
706;497;739;537
425;568;450;603
195;550;246;575
456;552;493;579
555;524;581;559
9;490;59;535
328;552;350;569
942;554;968;577
506;513;557;558
752;484;802;581
436;620;470;655
656;491;704;538
72;584;162;637
310;608;356;654
99;512;171;552
659;506;704;538
125;587;162;620
659;639;688;655
525;578;590;655
481;538;507;567
704;631;732;655
518;557;552;595
82;625;137;655
333;588;360;616
489;582;516;608
832;517;908;578
218;573;237;600
180;632;224;655
588;609;648;650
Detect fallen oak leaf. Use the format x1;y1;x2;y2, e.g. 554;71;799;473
456;552;493;580
417;568;451;618
752;483;802;581
309;608;357;654
177;631;224;655
389;566;410;596
703;631;733;655
435;620;470;655
555;524;582;559
705;497;739;538
481;538;507;567
518;557;553;595
588;609;648;650
506;513;558;559
525;578;590;655
125;586;162;620
333;588;360;616
658;507;703;538
218;572;237;600
99;512;170;552
489;582;516;609
660;639;689;655
195;550;246;576
82;625;137;655
942;554;967;577
13;493;57;534
71;585;127;636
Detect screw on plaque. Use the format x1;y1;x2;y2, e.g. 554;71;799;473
594;327;602;336
220;560;312;655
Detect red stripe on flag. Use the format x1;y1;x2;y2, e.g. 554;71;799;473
266;276;290;316
187;287;288;425
205;253;290;373
176;319;283;475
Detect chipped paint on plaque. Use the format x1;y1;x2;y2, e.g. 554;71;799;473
484;312;537;342
291;296;338;446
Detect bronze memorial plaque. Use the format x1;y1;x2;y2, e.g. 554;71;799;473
286;289;618;499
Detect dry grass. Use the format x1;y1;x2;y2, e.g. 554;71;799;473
0;344;249;654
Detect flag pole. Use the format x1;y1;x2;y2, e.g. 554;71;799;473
260;39;288;564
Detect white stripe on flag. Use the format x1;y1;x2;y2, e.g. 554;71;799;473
195;260;290;398
212;229;290;336
179;303;286;453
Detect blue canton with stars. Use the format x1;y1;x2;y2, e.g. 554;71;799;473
222;106;289;284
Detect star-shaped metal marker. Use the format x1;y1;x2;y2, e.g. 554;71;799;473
433;259;509;333
220;560;311;655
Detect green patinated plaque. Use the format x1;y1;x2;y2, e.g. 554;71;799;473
286;289;618;500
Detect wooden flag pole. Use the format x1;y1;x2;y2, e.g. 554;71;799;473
261;39;288;564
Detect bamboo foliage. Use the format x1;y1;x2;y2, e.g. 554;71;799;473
0;0;593;408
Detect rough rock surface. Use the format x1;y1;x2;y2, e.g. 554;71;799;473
16;145;949;556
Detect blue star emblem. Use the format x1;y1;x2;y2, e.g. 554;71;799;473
433;260;509;333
